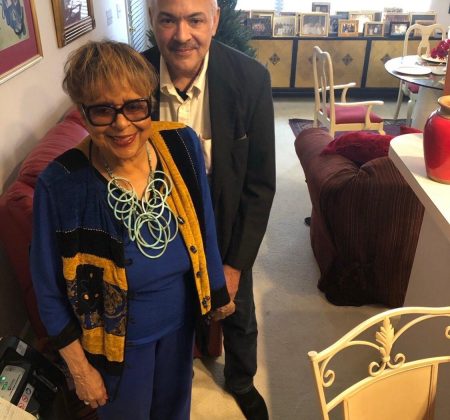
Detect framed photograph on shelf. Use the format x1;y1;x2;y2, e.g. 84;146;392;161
364;21;384;37
329;15;340;34
410;12;437;25
349;12;375;33
51;0;95;47
0;0;42;85
311;2;330;14
389;21;409;37
273;15;296;37
238;10;251;26
247;17;273;37
383;12;410;35
299;12;328;37
338;19;359;37
336;11;350;20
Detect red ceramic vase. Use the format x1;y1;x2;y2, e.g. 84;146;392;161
423;95;450;184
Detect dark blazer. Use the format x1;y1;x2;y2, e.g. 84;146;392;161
143;40;276;271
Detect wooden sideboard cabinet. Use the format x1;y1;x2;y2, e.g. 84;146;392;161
249;37;442;97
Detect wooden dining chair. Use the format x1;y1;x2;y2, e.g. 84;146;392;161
312;46;384;137
393;23;446;126
308;306;450;420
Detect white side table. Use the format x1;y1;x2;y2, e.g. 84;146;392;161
389;133;450;306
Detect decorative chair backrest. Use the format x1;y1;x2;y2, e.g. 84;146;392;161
403;23;446;57
312;46;335;125
308;306;450;420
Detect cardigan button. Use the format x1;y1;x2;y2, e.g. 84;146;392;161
201;297;210;308
189;245;197;253
196;271;201;278
177;216;185;224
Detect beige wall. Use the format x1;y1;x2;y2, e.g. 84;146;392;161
0;0;130;193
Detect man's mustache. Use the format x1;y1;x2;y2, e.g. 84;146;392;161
168;41;199;51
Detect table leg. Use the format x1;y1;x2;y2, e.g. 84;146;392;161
411;88;441;130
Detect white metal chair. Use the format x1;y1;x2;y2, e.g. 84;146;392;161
308;306;450;420
393;23;446;126
312;46;385;137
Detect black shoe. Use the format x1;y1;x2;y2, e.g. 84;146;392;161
304;216;311;226
230;386;269;420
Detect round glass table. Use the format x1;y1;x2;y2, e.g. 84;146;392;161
385;55;446;129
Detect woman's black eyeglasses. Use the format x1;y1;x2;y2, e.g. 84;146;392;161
81;98;151;126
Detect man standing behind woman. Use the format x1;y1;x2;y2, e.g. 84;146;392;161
144;1;276;419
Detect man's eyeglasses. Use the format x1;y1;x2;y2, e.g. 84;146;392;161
81;98;151;126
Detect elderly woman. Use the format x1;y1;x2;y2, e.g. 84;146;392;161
30;40;234;420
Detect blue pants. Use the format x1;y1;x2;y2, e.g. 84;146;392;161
97;323;195;420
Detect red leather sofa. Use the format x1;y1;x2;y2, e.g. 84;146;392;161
295;128;425;308
0;109;88;343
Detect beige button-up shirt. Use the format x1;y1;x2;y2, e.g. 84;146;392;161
159;53;212;174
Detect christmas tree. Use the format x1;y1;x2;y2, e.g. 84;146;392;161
147;0;255;57
215;0;255;57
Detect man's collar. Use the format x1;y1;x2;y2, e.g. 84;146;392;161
160;52;210;98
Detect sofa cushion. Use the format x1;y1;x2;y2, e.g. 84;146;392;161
321;131;394;166
19;108;87;188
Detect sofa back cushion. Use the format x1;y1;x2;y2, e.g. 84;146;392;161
19;108;87;188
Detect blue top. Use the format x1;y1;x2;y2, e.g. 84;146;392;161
30;125;228;361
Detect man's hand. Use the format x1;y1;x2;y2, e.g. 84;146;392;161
223;264;241;301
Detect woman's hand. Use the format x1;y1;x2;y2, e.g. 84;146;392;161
59;339;108;408
210;300;236;321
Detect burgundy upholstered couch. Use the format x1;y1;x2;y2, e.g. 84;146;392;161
295;128;425;308
0;109;88;344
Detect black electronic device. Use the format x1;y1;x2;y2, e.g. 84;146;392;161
0;336;71;419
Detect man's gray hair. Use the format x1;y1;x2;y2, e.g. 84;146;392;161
148;0;218;10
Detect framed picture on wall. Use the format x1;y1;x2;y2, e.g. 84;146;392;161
299;13;328;37
51;0;96;47
338;19;359;37
364;22;384;37
0;0;42;85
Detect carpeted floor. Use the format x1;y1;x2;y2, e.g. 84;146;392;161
289;118;408;138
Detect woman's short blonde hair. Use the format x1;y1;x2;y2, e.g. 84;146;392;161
63;40;158;104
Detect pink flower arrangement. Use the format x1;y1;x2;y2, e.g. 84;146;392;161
430;39;450;60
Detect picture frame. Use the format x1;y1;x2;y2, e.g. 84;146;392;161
51;0;96;48
338;19;359;37
299;12;328;37
349;12;375;33
410;12;437;25
273;15;296;37
383;12;410;35
0;0;42;85
329;15;340;34
238;10;251;26
389;21;409;37
335;11;350;20
247;17;273;37
311;2;330;14
364;21;384;37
